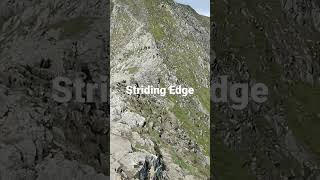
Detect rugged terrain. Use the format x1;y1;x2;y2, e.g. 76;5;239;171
0;0;109;179
110;0;210;179
212;0;320;179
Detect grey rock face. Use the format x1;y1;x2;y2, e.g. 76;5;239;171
0;0;210;179
110;0;210;179
0;0;109;179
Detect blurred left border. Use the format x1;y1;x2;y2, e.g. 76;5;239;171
0;0;110;179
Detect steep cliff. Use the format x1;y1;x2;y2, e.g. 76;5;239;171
110;0;210;179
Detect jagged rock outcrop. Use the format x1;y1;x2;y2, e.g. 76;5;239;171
0;0;210;179
110;0;210;179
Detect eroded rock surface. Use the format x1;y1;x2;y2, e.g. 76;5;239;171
0;0;109;179
110;0;210;179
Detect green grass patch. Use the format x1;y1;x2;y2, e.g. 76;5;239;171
143;0;175;41
169;97;209;155
150;23;165;41
126;67;139;74
197;87;210;112
170;149;209;177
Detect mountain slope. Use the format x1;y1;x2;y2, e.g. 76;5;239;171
111;0;210;179
212;0;320;179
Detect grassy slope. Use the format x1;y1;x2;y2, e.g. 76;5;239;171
142;0;210;177
115;0;209;177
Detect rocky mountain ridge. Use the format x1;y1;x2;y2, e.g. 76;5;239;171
111;0;210;179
